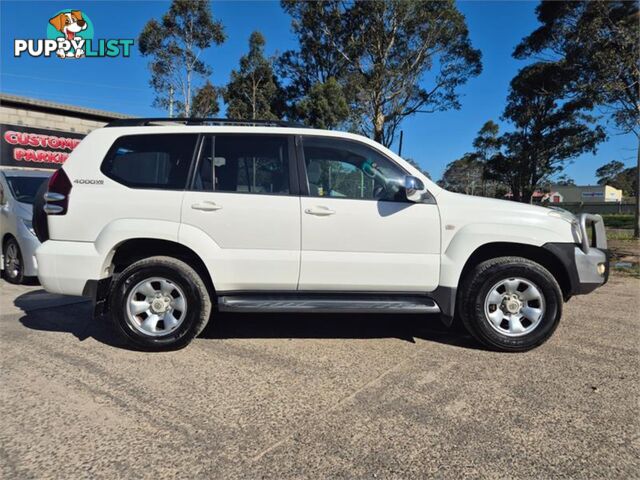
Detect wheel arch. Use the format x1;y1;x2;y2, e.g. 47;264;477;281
109;238;216;299
458;242;573;300
2;233;16;249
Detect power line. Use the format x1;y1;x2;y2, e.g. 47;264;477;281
1;73;149;92
2;88;153;108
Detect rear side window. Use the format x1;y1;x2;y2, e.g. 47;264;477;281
102;134;198;190
193;135;289;195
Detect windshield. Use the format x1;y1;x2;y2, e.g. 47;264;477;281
5;176;49;205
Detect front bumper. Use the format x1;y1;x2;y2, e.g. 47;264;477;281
544;213;609;297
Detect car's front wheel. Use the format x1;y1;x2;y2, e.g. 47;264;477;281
109;256;212;350
458;256;563;352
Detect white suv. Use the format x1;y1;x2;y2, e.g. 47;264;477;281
34;119;608;351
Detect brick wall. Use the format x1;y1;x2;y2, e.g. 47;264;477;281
0;105;106;135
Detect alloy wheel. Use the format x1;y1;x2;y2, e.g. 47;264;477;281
483;277;546;337
5;243;21;279
125;277;188;337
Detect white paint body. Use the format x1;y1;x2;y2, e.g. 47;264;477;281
36;126;577;297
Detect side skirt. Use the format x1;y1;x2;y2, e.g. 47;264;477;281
216;292;441;314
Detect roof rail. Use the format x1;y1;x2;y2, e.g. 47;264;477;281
105;117;307;128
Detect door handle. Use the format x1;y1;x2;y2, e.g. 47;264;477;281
191;201;223;211
304;206;335;216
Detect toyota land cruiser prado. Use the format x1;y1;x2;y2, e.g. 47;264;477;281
34;119;609;351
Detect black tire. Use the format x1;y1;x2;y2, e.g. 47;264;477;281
109;256;212;350
3;237;24;284
458;256;563;352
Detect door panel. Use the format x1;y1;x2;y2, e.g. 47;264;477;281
298;136;440;292
181;134;300;291
299;197;440;291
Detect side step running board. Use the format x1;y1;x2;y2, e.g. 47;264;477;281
217;294;440;314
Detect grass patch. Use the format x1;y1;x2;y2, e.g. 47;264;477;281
601;214;635;229
611;263;640;279
606;229;636;241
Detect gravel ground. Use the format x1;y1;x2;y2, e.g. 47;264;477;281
1;275;638;479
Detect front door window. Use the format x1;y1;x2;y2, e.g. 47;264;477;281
302;137;407;202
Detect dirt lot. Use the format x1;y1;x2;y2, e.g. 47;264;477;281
608;229;640;278
1;274;638;479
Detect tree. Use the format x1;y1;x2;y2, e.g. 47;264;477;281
280;0;482;147
404;158;431;180
471;120;505;197
295;78;349;129
515;0;639;232
278;1;353;104
138;0;225;117
224;31;285;120
485;63;606;202
191;81;220;118
596;160;638;196
614;166;639;197
554;174;575;186
439;153;484;195
596;160;626;185
473;121;501;162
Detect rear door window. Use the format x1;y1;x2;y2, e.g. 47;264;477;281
102;134;198;189
193;135;290;195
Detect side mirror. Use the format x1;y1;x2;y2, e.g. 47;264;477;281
404;175;425;202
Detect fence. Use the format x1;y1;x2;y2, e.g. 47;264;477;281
549;201;636;215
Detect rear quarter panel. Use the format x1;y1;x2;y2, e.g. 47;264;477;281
48;129;184;242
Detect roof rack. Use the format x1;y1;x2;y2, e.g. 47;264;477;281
105;117;307;128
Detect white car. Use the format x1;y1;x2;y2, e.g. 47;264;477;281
34;119;608;351
0;168;51;284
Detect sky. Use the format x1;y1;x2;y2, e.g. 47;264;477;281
1;0;636;184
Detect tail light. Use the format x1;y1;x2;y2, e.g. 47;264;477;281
44;168;72;215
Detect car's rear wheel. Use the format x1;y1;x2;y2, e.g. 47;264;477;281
109;256;211;350
458;256;563;352
3;238;24;284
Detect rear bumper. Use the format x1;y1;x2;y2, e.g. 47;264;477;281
35;240;106;296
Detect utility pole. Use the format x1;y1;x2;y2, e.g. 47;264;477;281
635;143;639;238
169;85;174;118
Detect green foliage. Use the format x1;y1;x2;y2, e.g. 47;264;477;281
472;121;501;159
191;81;220;118
295;78;349;129
439;122;506;198
554;174;575;186
515;1;639;137
224;31;285;120
596;160;626;185
438;153;484;195
596;160;638;196
484;62;606;202
278;1;352;103
279;0;482;146
602;214;635;229
404;158;431;179
138;0;225;117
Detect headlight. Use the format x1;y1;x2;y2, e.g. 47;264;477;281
548;210;582;244
20;218;35;236
571;220;583;244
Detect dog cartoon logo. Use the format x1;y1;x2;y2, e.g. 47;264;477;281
47;10;93;58
14;10;133;59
